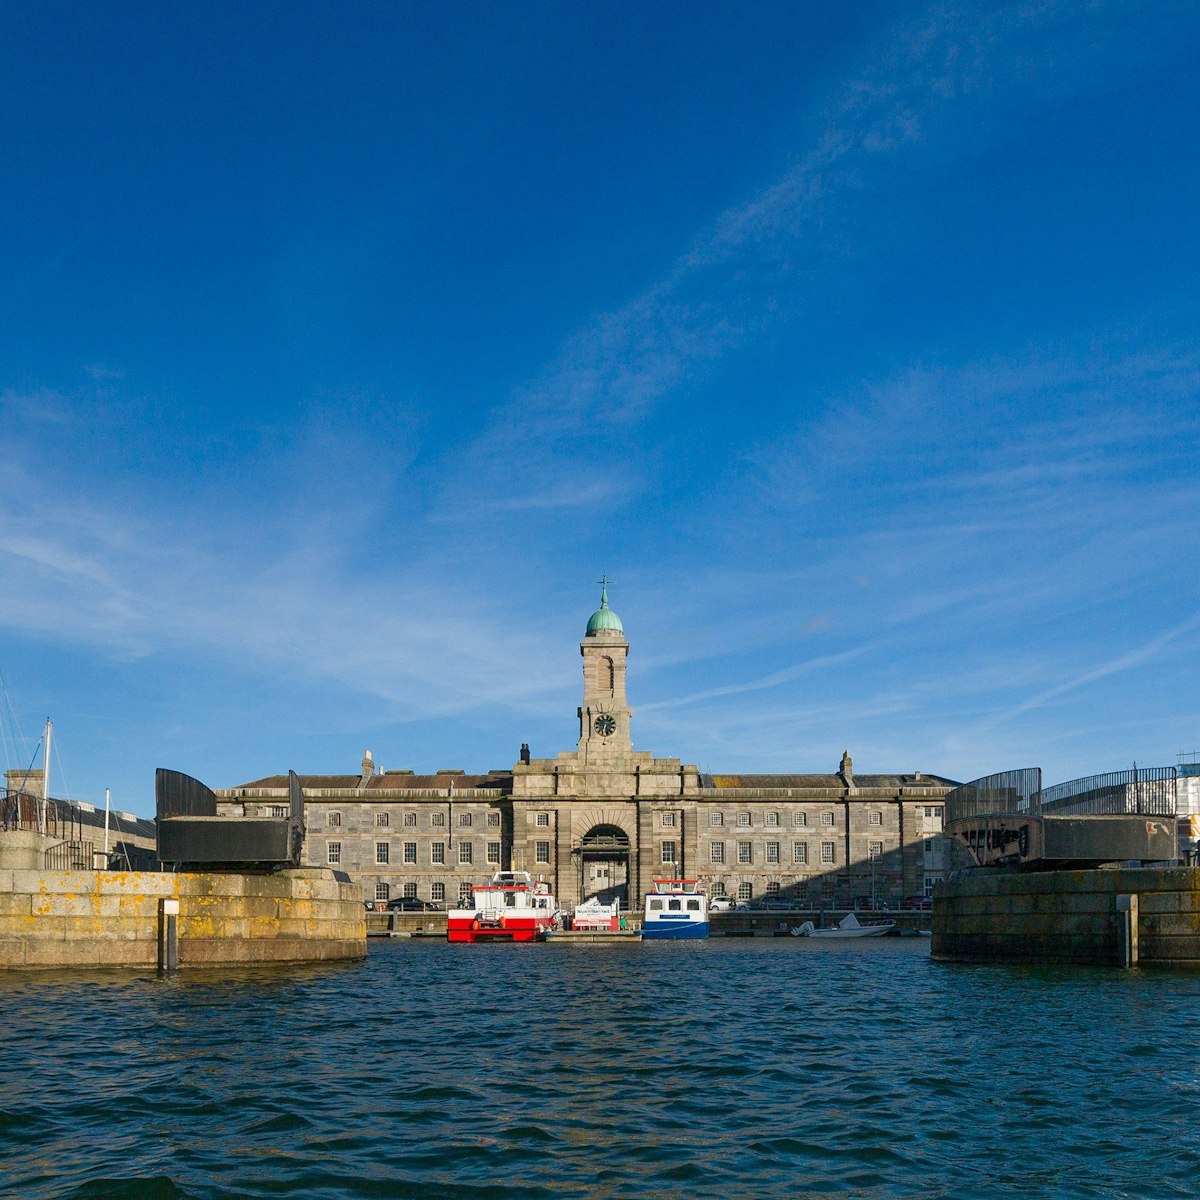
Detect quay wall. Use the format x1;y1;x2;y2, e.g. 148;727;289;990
0;867;366;970
932;866;1200;966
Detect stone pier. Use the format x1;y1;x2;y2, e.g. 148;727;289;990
932;866;1200;966
0;867;365;970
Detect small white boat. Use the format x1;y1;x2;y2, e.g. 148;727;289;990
643;879;709;939
791;912;895;938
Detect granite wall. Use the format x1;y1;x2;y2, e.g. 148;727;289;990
0;866;366;969
932;866;1200;966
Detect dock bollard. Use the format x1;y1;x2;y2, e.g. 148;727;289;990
1116;894;1138;968
159;898;180;972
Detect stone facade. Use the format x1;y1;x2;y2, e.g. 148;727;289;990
217;592;956;910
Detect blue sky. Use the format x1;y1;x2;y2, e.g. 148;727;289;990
2;1;1198;815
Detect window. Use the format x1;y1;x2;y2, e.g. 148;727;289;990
738;841;752;864
327;841;341;864
458;882;473;905
766;841;780;864
661;841;677;864
487;811;501;827
431;842;445;865
710;812;724;827
924;839;934;853
403;842;416;864
796;882;809;904
269;806;287;818
661;812;676;828
459;812;473;827
376;812;389;827
327;812;341;828
536;812;550;827
376;842;390;865
766;811;780;827
486;841;501;864
766;881;780;897
935;807;943;818
404;812;417;827
711;881;727;897
686;898;701;911
793;842;808;865
668;898;681;911
737;882;753;901
375;882;389;901
793;812;807;827
432;812;445;827
459;842;473;865
710;841;726;864
431;882;446;903
535;841;551;864
737;812;751;827
821;811;835;826
649;898;663;911
821;842;835;864
403;882;417;900
869;841;883;860
868;811;881;826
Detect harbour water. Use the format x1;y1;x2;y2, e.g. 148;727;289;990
3;938;1199;1199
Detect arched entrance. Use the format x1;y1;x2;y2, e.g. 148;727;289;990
576;824;631;906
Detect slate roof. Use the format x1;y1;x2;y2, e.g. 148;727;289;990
235;773;512;791
707;773;959;790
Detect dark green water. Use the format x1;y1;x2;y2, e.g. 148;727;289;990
2;938;1197;1199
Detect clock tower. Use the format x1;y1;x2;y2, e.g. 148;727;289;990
578;579;633;762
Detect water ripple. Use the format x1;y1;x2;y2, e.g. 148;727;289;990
1;940;1197;1198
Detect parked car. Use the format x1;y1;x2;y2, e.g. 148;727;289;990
709;897;733;912
385;897;440;912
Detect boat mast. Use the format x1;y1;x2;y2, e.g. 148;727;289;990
103;787;111;861
39;717;52;836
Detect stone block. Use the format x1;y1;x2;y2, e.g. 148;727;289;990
96;871;175;897
36;893;105;918
1141;912;1200;939
1140;934;1200;962
0;893;32;917
23;937;95;967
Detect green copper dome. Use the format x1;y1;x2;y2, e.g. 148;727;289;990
585;581;623;635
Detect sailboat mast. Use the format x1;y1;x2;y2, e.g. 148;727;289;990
40;717;52;836
103;788;111;859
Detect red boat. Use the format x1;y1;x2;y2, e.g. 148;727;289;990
447;871;561;943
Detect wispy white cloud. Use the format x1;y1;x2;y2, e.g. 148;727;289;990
983;610;1200;728
431;0;1162;522
638;642;880;712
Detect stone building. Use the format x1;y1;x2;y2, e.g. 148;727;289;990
216;587;955;909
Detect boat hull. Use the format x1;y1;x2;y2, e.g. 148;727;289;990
641;919;709;940
446;915;552;943
805;926;892;938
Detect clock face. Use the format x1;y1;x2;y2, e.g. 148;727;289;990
594;713;616;737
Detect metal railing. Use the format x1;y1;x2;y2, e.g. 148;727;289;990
944;768;1042;825
1039;766;1177;816
44;840;95;871
2;789;86;839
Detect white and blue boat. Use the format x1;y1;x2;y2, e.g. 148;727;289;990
642;879;709;939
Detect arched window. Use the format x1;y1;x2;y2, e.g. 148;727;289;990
600;656;615;691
